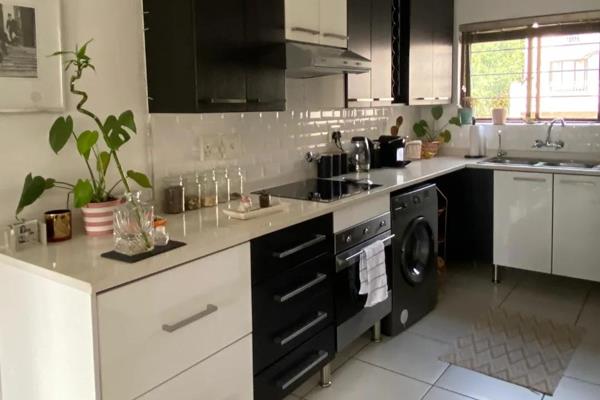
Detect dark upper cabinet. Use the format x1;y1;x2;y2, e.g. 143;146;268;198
143;0;286;113
346;0;393;108
393;0;454;105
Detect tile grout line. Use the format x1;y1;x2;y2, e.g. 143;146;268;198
561;373;600;388
353;358;437;387
574;285;593;326
497;278;521;308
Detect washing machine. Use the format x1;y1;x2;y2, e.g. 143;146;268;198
382;183;438;336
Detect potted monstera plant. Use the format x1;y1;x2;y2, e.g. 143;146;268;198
413;105;462;158
15;40;152;239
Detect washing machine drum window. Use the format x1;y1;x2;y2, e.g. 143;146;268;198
400;216;434;285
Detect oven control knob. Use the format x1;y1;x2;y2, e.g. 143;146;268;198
363;228;369;235
379;220;386;228
345;235;352;244
413;196;421;204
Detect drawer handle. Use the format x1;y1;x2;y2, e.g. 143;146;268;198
275;311;328;346
414;97;436;101
198;98;247;104
513;177;547;183
277;350;329;391
322;32;349;40
348;98;375;102
162;304;218;333
374;97;395;102
291;27;320;35
272;234;327;259
559;179;596;186
274;273;328;303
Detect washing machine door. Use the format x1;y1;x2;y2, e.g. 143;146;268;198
399;216;435;285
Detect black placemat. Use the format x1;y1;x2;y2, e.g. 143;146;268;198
101;240;186;263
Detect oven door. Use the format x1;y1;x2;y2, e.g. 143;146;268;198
334;231;393;326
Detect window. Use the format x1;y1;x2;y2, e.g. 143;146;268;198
461;13;600;121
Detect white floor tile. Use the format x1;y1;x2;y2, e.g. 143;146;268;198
424;387;475;400
305;360;430;400
436;366;543;400
355;332;451;383
545;377;600;400
564;333;600;385
292;372;319;398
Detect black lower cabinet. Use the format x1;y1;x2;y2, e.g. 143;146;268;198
251;215;334;400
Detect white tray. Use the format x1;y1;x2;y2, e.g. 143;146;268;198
222;202;288;220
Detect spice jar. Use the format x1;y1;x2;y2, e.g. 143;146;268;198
184;173;202;211
163;176;185;214
229;166;245;200
201;170;219;207
216;168;231;204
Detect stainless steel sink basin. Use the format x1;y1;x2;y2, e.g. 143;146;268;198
480;157;600;170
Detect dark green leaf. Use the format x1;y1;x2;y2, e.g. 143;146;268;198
127;170;153;189
49;116;73;154
97;151;111;175
103;115;131;151
413;121;429;137
77;39;93;59
73;179;94;208
439;130;452;143
118;110;136;134
76;130;99;160
431;106;444;121
449;116;462;127
45;178;56;190
16;174;49;216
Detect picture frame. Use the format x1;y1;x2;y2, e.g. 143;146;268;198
0;0;63;113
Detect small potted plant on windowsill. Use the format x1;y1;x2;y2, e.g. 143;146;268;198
15;40;152;241
491;96;509;125
413;106;462;158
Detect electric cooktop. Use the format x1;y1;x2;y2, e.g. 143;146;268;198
254;179;382;203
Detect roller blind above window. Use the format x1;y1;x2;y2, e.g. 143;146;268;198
460;11;600;122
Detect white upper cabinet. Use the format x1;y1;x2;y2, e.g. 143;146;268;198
285;0;321;44
285;0;348;48
493;171;553;273
553;174;600;281
319;0;348;47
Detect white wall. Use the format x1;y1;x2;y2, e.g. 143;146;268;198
0;0;149;227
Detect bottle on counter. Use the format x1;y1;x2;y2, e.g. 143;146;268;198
201;170;219;207
216;168;231;204
184;173;202;211
229;166;245;201
163;176;185;214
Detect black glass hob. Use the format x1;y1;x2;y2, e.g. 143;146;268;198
254;179;382;203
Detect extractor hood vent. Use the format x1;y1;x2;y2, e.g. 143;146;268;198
286;42;371;79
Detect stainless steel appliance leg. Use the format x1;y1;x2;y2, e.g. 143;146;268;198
319;363;332;388
492;264;501;284
372;321;382;343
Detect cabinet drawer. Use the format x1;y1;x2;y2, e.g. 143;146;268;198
254;327;335;400
139;335;253;400
251;215;333;285
98;243;251;400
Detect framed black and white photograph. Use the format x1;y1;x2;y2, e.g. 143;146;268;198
0;0;63;112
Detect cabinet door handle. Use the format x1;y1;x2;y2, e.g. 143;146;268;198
198;98;247;104
348;98;375;102
374;97;395;102
291;27;320;35
277;350;329;391
272;234;327;259
559;179;596;186
435;97;450;101
162;304;218;333
275;311;328;346
414;97;436;101
513;177;547;183
274;273;328;303
322;32;349;40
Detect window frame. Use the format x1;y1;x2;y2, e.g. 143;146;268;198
460;12;600;123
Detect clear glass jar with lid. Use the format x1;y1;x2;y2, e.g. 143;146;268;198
215;168;231;204
201;170;219;207
229;166;245;200
184;173;202;211
163;175;185;214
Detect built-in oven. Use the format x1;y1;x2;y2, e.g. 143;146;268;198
334;212;394;351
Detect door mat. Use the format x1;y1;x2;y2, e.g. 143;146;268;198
440;308;584;395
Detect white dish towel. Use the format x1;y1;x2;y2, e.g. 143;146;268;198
359;240;388;307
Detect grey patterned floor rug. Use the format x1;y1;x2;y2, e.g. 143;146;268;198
440;308;584;395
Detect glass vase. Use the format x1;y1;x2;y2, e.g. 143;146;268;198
113;192;155;256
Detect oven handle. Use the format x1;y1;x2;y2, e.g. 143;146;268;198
342;234;395;263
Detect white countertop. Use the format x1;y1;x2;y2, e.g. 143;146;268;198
2;155;599;294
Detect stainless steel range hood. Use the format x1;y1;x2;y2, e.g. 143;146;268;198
286;42;371;79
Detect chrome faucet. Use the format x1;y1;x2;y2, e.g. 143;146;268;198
533;118;565;150
497;131;507;158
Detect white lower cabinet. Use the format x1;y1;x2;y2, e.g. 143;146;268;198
139;335;253;400
97;243;252;400
493;171;553;273
553;174;600;281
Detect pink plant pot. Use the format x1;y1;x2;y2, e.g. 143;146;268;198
81;199;122;237
492;108;508;125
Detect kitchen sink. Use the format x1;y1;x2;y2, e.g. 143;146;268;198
480;157;600;170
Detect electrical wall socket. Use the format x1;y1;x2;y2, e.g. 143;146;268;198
203;134;241;160
202;135;222;160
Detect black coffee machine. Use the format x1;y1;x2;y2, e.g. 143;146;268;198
379;135;410;168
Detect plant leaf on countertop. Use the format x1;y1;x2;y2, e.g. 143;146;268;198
127;170;152;189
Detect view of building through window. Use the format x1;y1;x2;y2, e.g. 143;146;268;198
468;33;600;121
